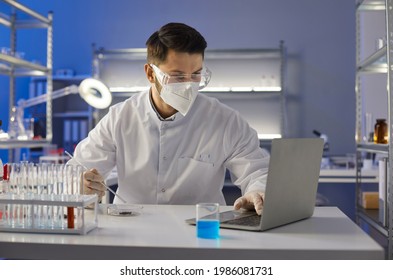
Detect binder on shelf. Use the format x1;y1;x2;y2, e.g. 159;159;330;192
72;120;79;150
63;120;72;153
80;119;88;140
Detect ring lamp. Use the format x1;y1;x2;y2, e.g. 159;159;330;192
79;78;112;109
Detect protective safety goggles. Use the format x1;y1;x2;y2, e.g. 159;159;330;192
150;64;211;90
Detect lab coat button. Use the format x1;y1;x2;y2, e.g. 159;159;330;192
163;156;167;160
161;188;166;192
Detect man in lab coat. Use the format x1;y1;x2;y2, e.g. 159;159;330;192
71;22;269;215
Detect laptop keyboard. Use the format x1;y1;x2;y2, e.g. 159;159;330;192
221;214;261;226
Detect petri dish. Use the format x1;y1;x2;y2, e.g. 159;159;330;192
107;204;143;217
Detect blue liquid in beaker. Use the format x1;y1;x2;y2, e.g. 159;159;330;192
197;220;220;239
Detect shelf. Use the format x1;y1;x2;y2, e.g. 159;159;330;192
53;111;92;118
0;13;50;29
31;74;89;83
319;168;379;183
357;143;389;154
93;45;285;94
357;0;385;11
357;208;388;237
109;86;282;94
201;87;282;93
223;169;378;185
1;0;51;25
106;90;284;103
92;43;287;142
0;139;51;149
0;53;49;75
357;46;387;73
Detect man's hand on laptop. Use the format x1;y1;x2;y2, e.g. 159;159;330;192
234;191;265;215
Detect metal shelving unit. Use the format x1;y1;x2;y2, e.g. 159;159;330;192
0;0;53;160
355;0;393;259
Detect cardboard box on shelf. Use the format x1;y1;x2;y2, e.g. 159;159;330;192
362;192;379;209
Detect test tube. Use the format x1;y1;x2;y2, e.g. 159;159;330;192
75;165;83;229
64;164;75;229
74;165;83;195
0;200;4;226
47;163;55;228
25;162;35;228
0;164;7;224
19;161;28;195
47;164;54;195
1;164;9;225
8;163;16;193
37;163;48;228
6;163;16;227
55;164;65;229
17;162;27;228
1;163;9;194
15;163;23;228
50;164;58;228
30;163;39;228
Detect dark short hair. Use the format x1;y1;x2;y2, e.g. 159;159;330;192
146;22;207;65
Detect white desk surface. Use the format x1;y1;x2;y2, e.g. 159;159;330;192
0;205;384;260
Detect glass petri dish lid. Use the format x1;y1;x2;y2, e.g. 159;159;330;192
107;204;143;216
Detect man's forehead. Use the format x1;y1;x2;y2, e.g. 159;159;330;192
160;50;203;72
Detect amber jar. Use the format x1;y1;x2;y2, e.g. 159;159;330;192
374;119;388;144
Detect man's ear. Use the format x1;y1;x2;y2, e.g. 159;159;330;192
144;64;155;83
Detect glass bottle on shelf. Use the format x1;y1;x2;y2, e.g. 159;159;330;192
0;120;8;139
374;119;388;144
8;106;19;139
8;106;25;140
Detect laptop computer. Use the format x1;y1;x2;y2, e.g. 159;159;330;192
186;138;324;231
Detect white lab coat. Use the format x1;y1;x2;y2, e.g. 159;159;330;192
71;90;269;205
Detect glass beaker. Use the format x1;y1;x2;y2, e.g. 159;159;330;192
23;118;34;140
196;203;220;239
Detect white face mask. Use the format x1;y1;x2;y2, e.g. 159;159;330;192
159;81;199;116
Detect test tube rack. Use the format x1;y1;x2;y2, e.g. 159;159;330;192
0;193;98;235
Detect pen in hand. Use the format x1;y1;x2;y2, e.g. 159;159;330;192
65;150;128;204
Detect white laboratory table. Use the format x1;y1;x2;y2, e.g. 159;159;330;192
0;205;384;260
